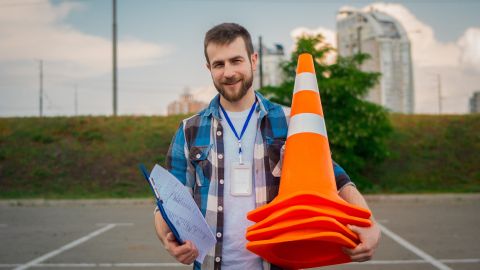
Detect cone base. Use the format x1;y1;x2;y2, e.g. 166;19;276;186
247;204;371;233
246;231;355;269
248;191;371;223
246;216;358;242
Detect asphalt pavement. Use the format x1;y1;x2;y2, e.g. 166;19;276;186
0;194;479;270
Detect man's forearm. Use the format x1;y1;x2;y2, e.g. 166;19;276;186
338;184;381;262
154;211;171;245
338;184;374;220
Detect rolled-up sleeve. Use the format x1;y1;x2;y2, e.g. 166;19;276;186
332;160;354;191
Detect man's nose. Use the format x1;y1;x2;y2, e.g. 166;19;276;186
223;63;235;78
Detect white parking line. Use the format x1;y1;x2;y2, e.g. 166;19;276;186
12;224;117;270
96;223;134;227
361;260;425;264
441;258;480;264
378;223;453;270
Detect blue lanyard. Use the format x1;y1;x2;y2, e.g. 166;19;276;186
219;97;257;163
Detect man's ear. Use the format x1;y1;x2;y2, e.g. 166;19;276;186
250;52;258;72
206;62;211;71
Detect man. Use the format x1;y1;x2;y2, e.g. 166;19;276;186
154;23;381;270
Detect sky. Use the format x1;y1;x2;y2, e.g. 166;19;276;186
0;0;479;117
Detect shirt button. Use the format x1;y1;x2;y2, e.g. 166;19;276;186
216;130;222;136
219;179;224;184
216;232;222;238
195;153;201;159
218;206;223;211
218;154;223;159
215;257;221;262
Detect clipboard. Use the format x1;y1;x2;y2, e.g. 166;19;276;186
139;164;184;244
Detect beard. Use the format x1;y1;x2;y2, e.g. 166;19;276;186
213;69;254;103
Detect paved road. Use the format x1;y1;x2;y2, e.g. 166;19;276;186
0;195;479;270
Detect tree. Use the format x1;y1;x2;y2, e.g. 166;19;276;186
260;34;392;188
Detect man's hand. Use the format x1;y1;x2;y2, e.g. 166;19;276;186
154;211;198;265
163;232;199;265
343;222;381;262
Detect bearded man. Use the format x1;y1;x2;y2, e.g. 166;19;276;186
154;22;380;270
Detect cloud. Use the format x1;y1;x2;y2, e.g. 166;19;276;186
290;3;480;113
0;0;171;79
290;27;337;64
290;27;337;48
361;3;463;69
0;0;172;116
363;3;480;113
458;28;480;74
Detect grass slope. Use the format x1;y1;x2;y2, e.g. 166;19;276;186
0;116;184;198
363;114;480;193
0;114;478;198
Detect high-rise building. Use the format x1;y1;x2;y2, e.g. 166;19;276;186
254;43;285;90
336;7;414;114
469;91;480;113
167;88;207;115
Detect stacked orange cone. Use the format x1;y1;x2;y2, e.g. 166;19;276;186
245;53;372;269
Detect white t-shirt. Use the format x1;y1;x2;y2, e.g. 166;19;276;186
220;106;263;270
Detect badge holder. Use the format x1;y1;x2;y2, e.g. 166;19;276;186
231;161;252;196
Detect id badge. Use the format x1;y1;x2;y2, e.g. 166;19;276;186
230;162;252;196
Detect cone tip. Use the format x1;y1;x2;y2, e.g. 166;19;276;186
296;53;315;74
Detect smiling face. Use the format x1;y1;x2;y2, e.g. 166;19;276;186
206;37;257;103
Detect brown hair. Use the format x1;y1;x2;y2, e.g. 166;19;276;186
204;23;254;64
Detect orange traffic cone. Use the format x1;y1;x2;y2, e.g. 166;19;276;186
246;216;359;242
245;53;372;269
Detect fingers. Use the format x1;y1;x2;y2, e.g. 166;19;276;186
177;241;199;265
343;223;381;263
166;232;177;242
348;224;361;233
343;244;373;262
350;251;373;262
343;243;369;255
165;239;198;265
164;232;179;249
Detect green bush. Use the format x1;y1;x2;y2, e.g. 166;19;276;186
260;34;392;187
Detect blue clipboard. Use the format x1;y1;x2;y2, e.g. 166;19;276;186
139;164;184;244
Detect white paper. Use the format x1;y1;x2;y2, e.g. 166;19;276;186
149;164;216;263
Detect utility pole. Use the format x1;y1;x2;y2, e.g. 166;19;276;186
112;0;118;116
258;36;264;89
357;26;362;53
74;84;78;116
39;60;43;117
437;74;442;114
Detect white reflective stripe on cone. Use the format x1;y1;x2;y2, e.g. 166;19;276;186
294;72;319;94
287;113;328;138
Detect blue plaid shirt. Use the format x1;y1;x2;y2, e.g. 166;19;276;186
165;91;353;270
